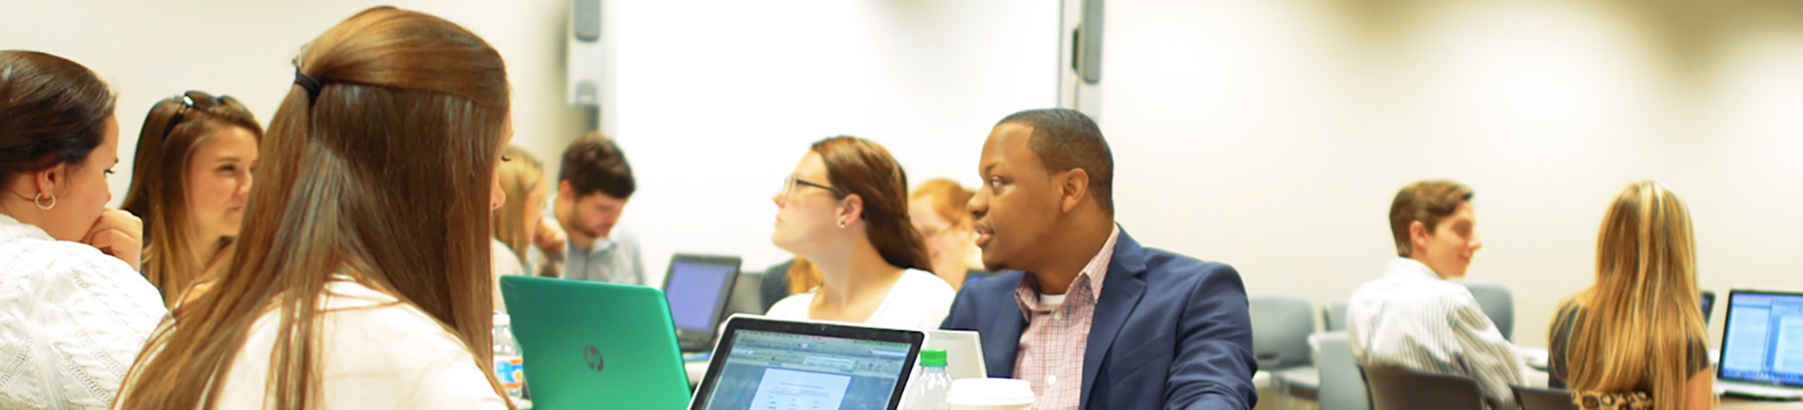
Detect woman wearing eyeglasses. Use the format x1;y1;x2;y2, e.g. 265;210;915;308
0;50;166;410
121;91;262;307
766;136;954;330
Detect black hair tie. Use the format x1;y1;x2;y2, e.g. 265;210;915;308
294;70;324;104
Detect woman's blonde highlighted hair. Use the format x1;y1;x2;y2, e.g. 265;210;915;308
1560;181;1706;410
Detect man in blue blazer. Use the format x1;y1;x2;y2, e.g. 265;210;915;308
941;108;1257;410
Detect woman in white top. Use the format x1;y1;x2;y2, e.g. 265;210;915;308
0;50;167;410
113;7;515;410
766;136;954;330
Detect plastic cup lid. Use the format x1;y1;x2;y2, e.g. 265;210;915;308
945;378;1035;406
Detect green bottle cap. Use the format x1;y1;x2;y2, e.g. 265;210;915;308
920;349;948;367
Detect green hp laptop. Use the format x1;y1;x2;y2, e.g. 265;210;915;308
501;275;691;410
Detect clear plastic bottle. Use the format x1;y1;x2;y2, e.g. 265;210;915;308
492;312;526;403
907;349;952;410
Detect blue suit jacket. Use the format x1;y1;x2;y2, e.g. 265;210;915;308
940;230;1258;410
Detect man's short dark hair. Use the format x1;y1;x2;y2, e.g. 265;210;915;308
560;131;636;199
997;108;1114;214
1389;180;1474;256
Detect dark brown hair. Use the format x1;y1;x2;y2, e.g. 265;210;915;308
996;108;1114;215
121;91;263;305
559;131;635;199
0;50;117;191
116;7;512;410
1388;180;1474;256
811;136;931;271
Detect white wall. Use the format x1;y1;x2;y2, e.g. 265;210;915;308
606;1;1062;281
1099;0;1803;347
0;0;587;203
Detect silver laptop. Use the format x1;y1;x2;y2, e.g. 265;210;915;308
925;330;987;380
688;315;926;410
1715;288;1803;400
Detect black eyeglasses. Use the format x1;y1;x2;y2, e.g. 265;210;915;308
781;176;843;198
158;91;247;141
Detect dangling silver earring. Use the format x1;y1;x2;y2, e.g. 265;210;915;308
33;192;56;210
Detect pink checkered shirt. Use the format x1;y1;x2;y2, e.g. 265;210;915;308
1013;226;1120;410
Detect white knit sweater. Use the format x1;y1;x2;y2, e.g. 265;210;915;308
0;213;166;410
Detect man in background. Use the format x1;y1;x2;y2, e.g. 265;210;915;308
540;131;644;285
1347;180;1523;410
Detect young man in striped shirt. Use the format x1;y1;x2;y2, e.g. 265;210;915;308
1347;180;1525;410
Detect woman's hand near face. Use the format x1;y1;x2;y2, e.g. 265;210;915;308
83;209;143;271
534;216;566;256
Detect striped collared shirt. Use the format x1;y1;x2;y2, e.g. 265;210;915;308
1347;257;1526;410
1013;225;1120;410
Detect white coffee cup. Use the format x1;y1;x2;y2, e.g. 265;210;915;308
945;378;1035;410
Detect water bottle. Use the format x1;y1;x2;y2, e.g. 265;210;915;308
907;349;952;410
493;312;526;403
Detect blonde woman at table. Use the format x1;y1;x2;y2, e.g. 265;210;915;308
113;7;516;410
766;136;954;330
1548;181;1712;410
490;145;549;310
0;49;167;410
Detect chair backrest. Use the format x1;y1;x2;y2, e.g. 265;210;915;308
1464;283;1514;341
1249;295;1315;369
1323;301;1350;332
1511;386;1579;410
1310;332;1368;410
759;259;795;313
1361;364;1486;410
1701;290;1716;325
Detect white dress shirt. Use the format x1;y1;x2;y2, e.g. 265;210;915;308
765;269;955;330
213;279;509;410
0;213;167;410
1347;257;1525;410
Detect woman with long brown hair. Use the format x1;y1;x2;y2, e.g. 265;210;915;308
113;7;515;410
766;136;952;330
1549;181;1712;410
121;91;261;306
0;49;165;410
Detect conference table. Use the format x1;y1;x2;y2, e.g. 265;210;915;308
1258;348;1802;410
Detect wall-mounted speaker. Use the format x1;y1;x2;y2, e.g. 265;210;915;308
567;0;603;107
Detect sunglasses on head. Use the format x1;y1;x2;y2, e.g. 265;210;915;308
159;91;248;141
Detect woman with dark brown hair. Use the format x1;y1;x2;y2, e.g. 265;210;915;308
113;7;515;410
766;136;953;330
121;91;262;306
0;49;166;410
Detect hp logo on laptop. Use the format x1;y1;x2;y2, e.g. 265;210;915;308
584;345;605;372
